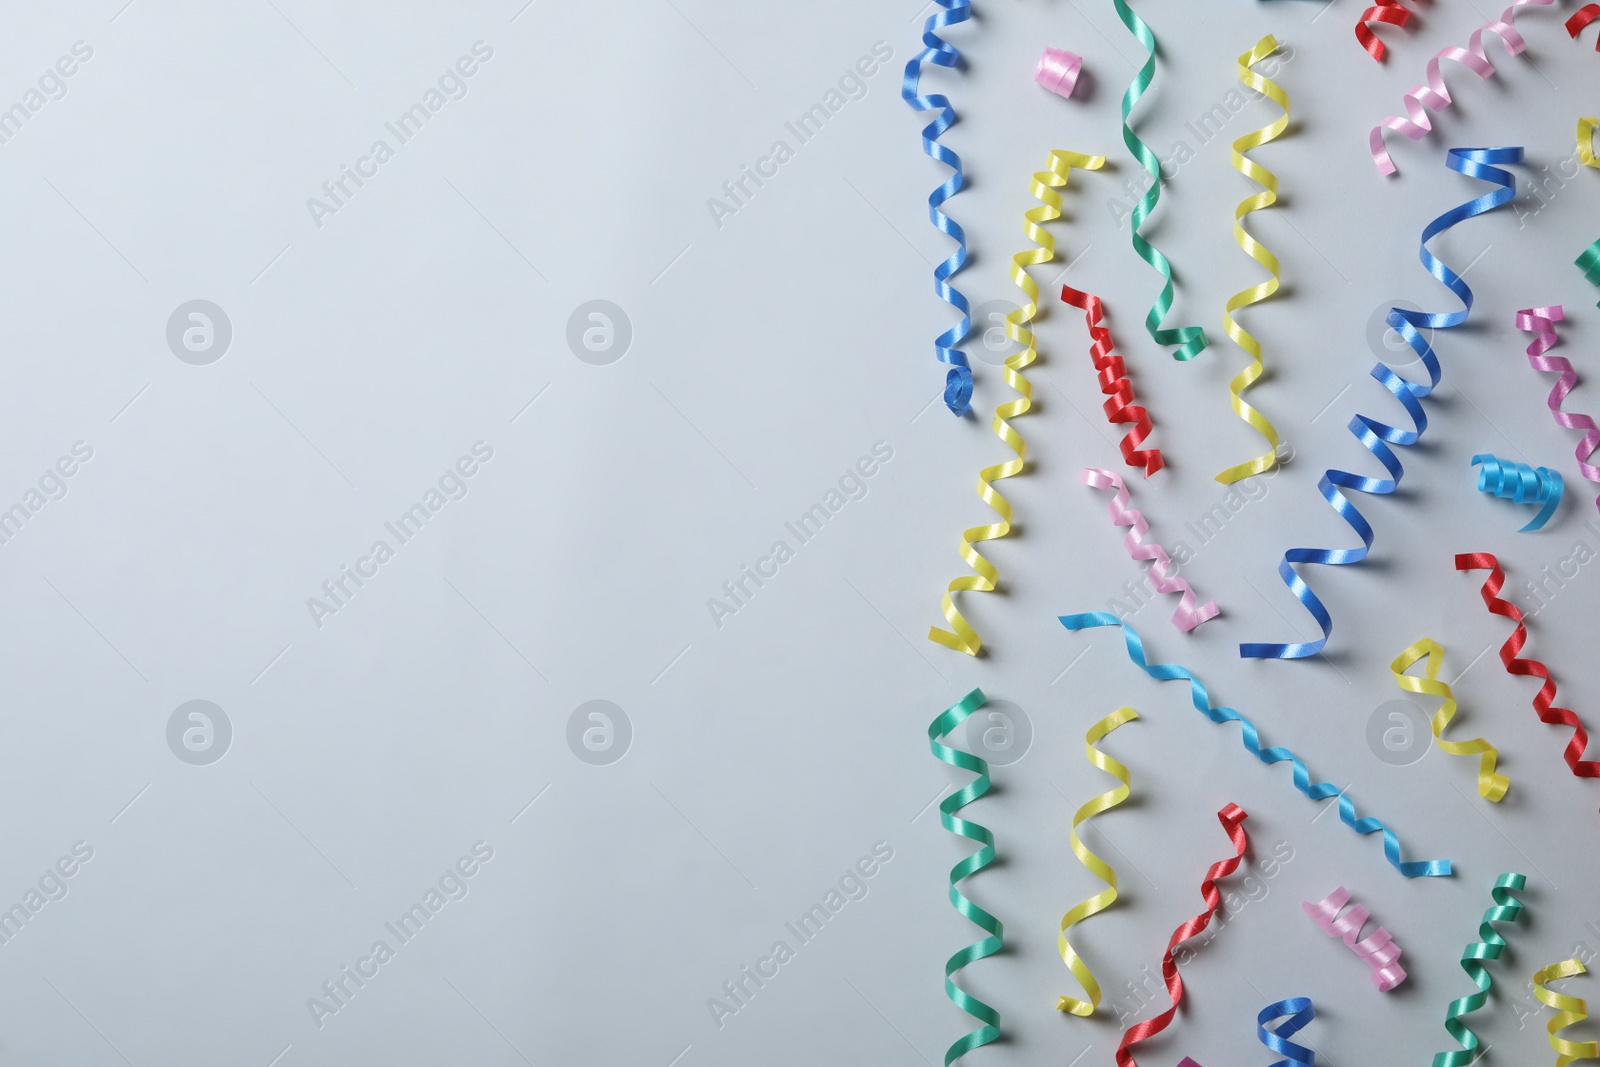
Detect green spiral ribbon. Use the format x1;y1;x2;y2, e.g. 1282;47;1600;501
1113;0;1209;361
1432;873;1529;1067
928;689;1003;1065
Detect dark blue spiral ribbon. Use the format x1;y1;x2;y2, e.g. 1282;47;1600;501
1061;612;1452;878
902;0;975;416
1473;454;1563;531
1241;146;1521;660
1260;998;1317;1067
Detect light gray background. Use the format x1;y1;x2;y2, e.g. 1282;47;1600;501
1;0;1598;1064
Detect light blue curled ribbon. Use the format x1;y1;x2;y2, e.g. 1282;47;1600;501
1473;454;1563;531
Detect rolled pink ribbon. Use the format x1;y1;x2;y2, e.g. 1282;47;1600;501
1035;47;1082;98
1303;886;1408;991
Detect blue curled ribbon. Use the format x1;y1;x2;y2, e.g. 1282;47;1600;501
1241;147;1521;660
1260;998;1317;1067
902;0;975;416
1061;612;1452;878
1473;454;1563;531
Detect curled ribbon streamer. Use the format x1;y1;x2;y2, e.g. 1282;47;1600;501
1057;706;1138;1016
927;152;1102;657
928;690;1003;1065
902;0;975;416
1304;887;1409;991
1258;998;1318;1067
1569;4;1600;46
1472;454;1564;532
1115;804;1250;1067
1370;3;1557;176
1432;873;1529;1067
1456;554;1600;778
1516;306;1600;514
1061;285;1164;476
1534;958;1600;1065
1218;35;1289;484
1242;147;1519;661
1062;612;1452;877
1082;468;1219;631
1359;1;1417;62
1581;119;1599;167
1391;639;1510;802
1113;0;1209;361
1579;240;1600;305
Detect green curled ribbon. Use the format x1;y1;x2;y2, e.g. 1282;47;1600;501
928;690;1003;1065
1432;873;1529;1067
1113;0;1209;361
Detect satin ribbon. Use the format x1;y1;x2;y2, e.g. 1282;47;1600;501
1061;285;1164;476
1304;887;1409;991
1569;4;1600;46
1258;998;1317;1067
1057;706;1137;1016
927;690;1002;1065
902;0;975;416
1534;958;1600;1065
927;151;1103;658
1113;0;1208;361
1115;804;1250;1067
1517;306;1600;515
1391;638;1510;801
1456;553;1600;778
1082;468;1219;631
1243;147;1518;660
1062;612;1452;877
1370;3;1556;176
1579;240;1600;304
1359;1;1416;62
1472;454;1564;532
1581;119;1599;167
1035;48;1082;98
1218;35;1288;484
1432;873;1529;1067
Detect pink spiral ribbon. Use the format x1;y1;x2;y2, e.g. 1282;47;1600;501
1515;305;1600;516
1082;467;1219;632
1370;0;1558;175
1035;47;1082;98
1303;886;1408;991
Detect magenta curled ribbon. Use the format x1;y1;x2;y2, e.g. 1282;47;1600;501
1515;305;1600;516
1304;886;1408;991
1082;467;1218;632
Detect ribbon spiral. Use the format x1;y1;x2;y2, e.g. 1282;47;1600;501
1472;454;1564;532
1516;306;1600;516
1057;706;1138;1016
1242;147;1519;661
1580;240;1600;305
1570;4;1600;46
1113;0;1208;361
1456;553;1600;778
1062;612;1452;877
1082;468;1219;632
1583;119;1600;168
902;0;975;416
1533;958;1600;1066
1177;998;1316;1067
1391;638;1510;802
1218;35;1289;484
928;690;1003;1065
1370;3;1556;176
1061;285;1164;476
1432;873;1529;1067
1359;1;1417;62
1303;886;1409;991
1116;804;1250;1067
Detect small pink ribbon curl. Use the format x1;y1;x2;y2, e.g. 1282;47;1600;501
1303;886;1408;991
1081;467;1219;632
1035;48;1082;98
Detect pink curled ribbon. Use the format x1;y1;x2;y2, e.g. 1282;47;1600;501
1515;306;1600;517
1370;1;1558;175
1082;467;1218;632
1035;48;1082;98
1304;886;1408;991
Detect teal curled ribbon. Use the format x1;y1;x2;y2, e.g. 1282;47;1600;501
1472;454;1563;531
1113;0;1209;361
1578;239;1600;307
1061;612;1452;878
1432;873;1529;1067
1241;147;1520;660
927;690;1002;1065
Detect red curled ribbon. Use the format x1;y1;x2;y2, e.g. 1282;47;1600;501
1456;553;1600;779
1062;285;1164;477
1116;804;1250;1067
1569;3;1600;46
1359;1;1417;62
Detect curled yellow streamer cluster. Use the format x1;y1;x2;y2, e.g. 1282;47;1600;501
1058;705;1137;1015
929;150;1105;656
1581;117;1599;168
1218;34;1289;485
1391;638;1510;802
1534;958;1600;1066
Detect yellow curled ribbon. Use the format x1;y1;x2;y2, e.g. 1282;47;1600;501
1217;35;1288;485
1058;705;1137;1015
929;150;1105;656
1391;638;1510;802
1581;117;1599;168
1534;958;1600;1066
